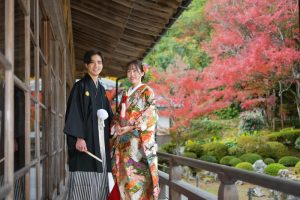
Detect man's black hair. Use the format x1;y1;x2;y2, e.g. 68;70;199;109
83;48;104;64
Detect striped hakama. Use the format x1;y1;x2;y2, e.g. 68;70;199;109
67;171;108;200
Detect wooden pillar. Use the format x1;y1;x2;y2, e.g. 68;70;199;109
4;0;14;199
24;0;31;199
33;0;41;198
169;159;182;200
43;19;51;200
62;47;67;186
158;183;168;199
218;173;239;200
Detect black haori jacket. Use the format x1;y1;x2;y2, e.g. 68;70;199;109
64;74;113;173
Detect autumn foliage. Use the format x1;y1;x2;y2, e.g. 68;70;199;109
149;0;300;129
149;66;203;130
203;0;299;109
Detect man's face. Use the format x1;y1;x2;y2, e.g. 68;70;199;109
85;54;103;77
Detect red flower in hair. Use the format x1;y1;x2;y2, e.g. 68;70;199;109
142;64;149;73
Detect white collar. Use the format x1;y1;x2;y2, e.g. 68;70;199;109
128;83;143;96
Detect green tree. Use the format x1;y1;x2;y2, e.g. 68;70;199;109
144;0;211;70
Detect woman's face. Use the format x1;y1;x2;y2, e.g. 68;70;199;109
85;54;103;77
127;64;144;86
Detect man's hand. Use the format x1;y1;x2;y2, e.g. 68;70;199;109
76;138;87;152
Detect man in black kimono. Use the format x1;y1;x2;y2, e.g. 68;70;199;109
63;49;113;200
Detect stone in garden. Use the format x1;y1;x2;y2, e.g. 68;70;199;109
274;169;300;200
286;195;300;200
235;180;244;185
251;160;266;197
253;186;264;197
252;160;267;174
182;166;192;179
278;169;289;178
268;189;281;199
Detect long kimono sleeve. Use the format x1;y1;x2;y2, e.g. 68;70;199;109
110;92;124;136
136;87;160;198
106;96;113;128
63;83;85;139
104;89;114;137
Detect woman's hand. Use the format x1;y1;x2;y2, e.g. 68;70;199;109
76;138;87;152
117;125;135;135
153;186;160;199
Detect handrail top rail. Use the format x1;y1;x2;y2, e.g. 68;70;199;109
158;152;300;197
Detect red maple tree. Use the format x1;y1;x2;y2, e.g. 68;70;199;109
150;0;299;132
199;0;300;122
149;66;202;128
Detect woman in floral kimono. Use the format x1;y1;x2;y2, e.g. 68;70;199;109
111;61;160;200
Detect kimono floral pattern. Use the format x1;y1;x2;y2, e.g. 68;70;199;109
111;84;159;200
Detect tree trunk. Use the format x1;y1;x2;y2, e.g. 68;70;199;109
170;116;180;155
279;81;284;129
296;80;300;121
272;89;276;131
175;131;181;155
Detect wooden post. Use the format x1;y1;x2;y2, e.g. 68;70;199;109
43;19;52;199
158;183;168;200
169;159;182;200
48;39;54;199
62;46;67;186
4;0;14;199
196;175;199;187
33;0;42;198
218;173;239;200
24;0;31;199
54;41;59;196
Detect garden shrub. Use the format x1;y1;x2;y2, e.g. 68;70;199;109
224;139;236;148
239;153;262;164
183;151;197;159
229;158;242;166
264;163;287;176
238;109;264;134
236;135;271;157
266;142;288;160
280;127;295;131
220;156;236;166
160;142;176;154
235;162;253;171
264;158;275;165
199;155;218;163
184;140;203;158
278;156;300;167
295;161;300;175
256;144;273;158
184;118;223;141
228;146;245;157
214;104;240;119
295;136;300;150
202;142;228;161
267;129;300;146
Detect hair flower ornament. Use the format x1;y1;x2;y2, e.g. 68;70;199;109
142;64;149;74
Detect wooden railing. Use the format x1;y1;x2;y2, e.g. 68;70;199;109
158;152;300;200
